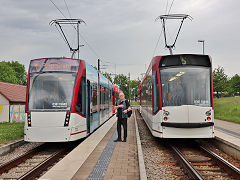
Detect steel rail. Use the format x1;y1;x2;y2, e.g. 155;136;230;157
18;148;66;180
0;144;44;174
168;144;204;180
199;145;240;179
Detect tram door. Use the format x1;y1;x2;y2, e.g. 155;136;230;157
86;80;91;133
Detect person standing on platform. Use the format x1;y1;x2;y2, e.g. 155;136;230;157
114;92;131;142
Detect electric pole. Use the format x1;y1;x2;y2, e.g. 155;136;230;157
128;72;130;103
97;59;100;125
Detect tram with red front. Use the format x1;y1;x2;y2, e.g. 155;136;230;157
140;54;214;138
25;57;116;142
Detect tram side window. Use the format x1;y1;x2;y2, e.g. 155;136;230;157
109;89;112;107
104;87;106;110
112;91;115;105
92;83;98;113
76;77;86;116
100;86;104;111
105;88;109;109
153;72;160;113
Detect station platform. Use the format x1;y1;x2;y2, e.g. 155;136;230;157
214;119;240;159
40;113;140;180
215;119;240;139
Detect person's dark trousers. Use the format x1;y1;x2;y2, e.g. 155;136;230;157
117;118;127;141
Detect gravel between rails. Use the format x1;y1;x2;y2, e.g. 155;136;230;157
135;110;187;180
0;143;68;179
0;142;42;165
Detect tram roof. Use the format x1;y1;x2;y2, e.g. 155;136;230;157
141;54;211;84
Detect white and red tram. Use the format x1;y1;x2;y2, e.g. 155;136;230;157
140;54;214;138
25;57;116;142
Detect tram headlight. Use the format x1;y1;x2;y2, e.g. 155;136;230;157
205;110;211;116
163;111;170;116
64;112;71;126
27;112;31;127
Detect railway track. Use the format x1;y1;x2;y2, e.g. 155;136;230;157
169;141;240;179
135;109;240;180
0;143;71;180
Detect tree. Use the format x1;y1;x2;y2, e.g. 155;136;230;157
213;66;228;98
7;61;27;85
130;78;141;101
0;61;27;85
0;62;18;84
102;72;113;82
114;74;129;98
228;74;240;96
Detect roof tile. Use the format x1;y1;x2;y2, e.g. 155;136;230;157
0;82;26;102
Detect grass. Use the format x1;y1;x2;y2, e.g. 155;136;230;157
130;101;140;105
0;122;24;143
214;96;240;124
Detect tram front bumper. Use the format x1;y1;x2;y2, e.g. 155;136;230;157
24;127;71;142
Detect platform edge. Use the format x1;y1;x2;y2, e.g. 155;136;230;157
134;109;147;180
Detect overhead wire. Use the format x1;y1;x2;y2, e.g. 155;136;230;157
165;0;169;16
152;0;170;57
154;0;176;56
49;0;67;19
50;0;154;77
164;0;176;44
63;0;73;19
63;0;77;48
167;0;175;15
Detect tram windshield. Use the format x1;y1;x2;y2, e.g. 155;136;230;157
160;67;211;107
28;59;80;111
28;73;77;111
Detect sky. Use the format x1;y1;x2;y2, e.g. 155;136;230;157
0;0;239;80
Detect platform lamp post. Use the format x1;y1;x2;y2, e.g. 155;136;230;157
198;40;205;55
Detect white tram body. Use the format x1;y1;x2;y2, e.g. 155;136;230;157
140;54;214;138
24;57;115;142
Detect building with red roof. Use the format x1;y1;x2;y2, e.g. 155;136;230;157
0;82;26;122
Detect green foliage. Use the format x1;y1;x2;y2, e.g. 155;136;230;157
0;122;24;143
213;66;228;98
227;74;240;96
130;101;140;105
113;74;141;101
0;62;18;84
214;97;240;124
103;72;113;82
7;61;27;85
0;61;27;85
130;78;141;101
114;74;129;98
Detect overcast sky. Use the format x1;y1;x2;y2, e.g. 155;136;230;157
0;0;239;79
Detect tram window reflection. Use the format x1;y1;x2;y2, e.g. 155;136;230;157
160;67;211;107
28;73;76;111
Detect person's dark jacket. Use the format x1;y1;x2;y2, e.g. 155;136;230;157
116;99;130;119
